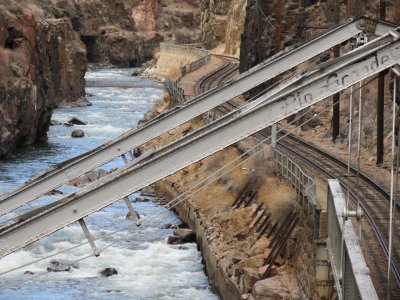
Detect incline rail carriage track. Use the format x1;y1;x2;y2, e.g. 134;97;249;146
194;57;400;298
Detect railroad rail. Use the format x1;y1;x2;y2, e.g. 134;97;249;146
277;133;400;298
0;17;393;217
193;56;239;95
0;21;399;300
197;44;400;298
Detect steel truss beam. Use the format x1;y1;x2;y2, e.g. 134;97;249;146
0;33;399;258
0;17;395;216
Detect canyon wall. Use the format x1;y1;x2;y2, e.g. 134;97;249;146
240;0;399;74
0;0;202;158
239;0;400;163
77;0;201;66
0;1;86;158
201;0;247;56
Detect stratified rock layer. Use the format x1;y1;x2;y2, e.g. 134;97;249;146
77;0;201;66
201;0;246;56
0;1;86;157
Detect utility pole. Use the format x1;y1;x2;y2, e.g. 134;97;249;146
377;0;386;165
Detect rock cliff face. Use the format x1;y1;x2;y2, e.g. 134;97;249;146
0;0;202;157
240;0;399;73
201;0;246;56
239;0;400;163
0;1;86;158
77;0;201;66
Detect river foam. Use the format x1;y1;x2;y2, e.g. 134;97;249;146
0;69;218;299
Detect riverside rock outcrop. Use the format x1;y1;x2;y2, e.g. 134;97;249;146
0;1;86;158
0;0;204;158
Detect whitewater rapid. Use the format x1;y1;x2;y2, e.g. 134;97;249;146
0;68;218;299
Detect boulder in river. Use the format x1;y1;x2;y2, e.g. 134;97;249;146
128;69;141;76
24;271;34;275
50;120;62;126
173;228;196;243
58;98;92;108
100;267;118;277
71;129;85;138
67;117;87;125
166;236;182;245
47;260;71;272
161;223;173;229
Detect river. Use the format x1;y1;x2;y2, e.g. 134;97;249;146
0;69;218;300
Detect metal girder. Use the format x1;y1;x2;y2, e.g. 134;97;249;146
0;17;394;216
0;35;399;258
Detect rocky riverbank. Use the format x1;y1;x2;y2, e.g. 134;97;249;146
138;62;317;298
0;1;86;157
0;0;202;158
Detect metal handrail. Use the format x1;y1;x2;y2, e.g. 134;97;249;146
272;147;317;209
327;179;378;300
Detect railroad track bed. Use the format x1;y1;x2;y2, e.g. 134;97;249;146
189;53;400;297
276;134;400;298
194;56;239;96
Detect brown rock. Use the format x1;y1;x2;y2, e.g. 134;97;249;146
273;255;284;267
173;228;196;243
50;120;62;126
252;273;300;300
0;2;86;158
24;271;34;275
166;235;182;245
247;237;271;256
100;267;118;277
233;255;248;264
258;264;279;278
67;117;87;125
71;129;85;138
47;260;71;272
237;254;267;269
242;267;260;293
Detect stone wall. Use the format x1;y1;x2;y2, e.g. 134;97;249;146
155;43;210;78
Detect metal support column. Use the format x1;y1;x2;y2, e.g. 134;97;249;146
121;154;141;225
332;46;341;142
124;196;141;225
78;218;100;257
377;0;387;165
271;124;277;149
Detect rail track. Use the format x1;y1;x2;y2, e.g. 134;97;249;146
193;55;239;95
194;59;400;298
276;133;400;298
